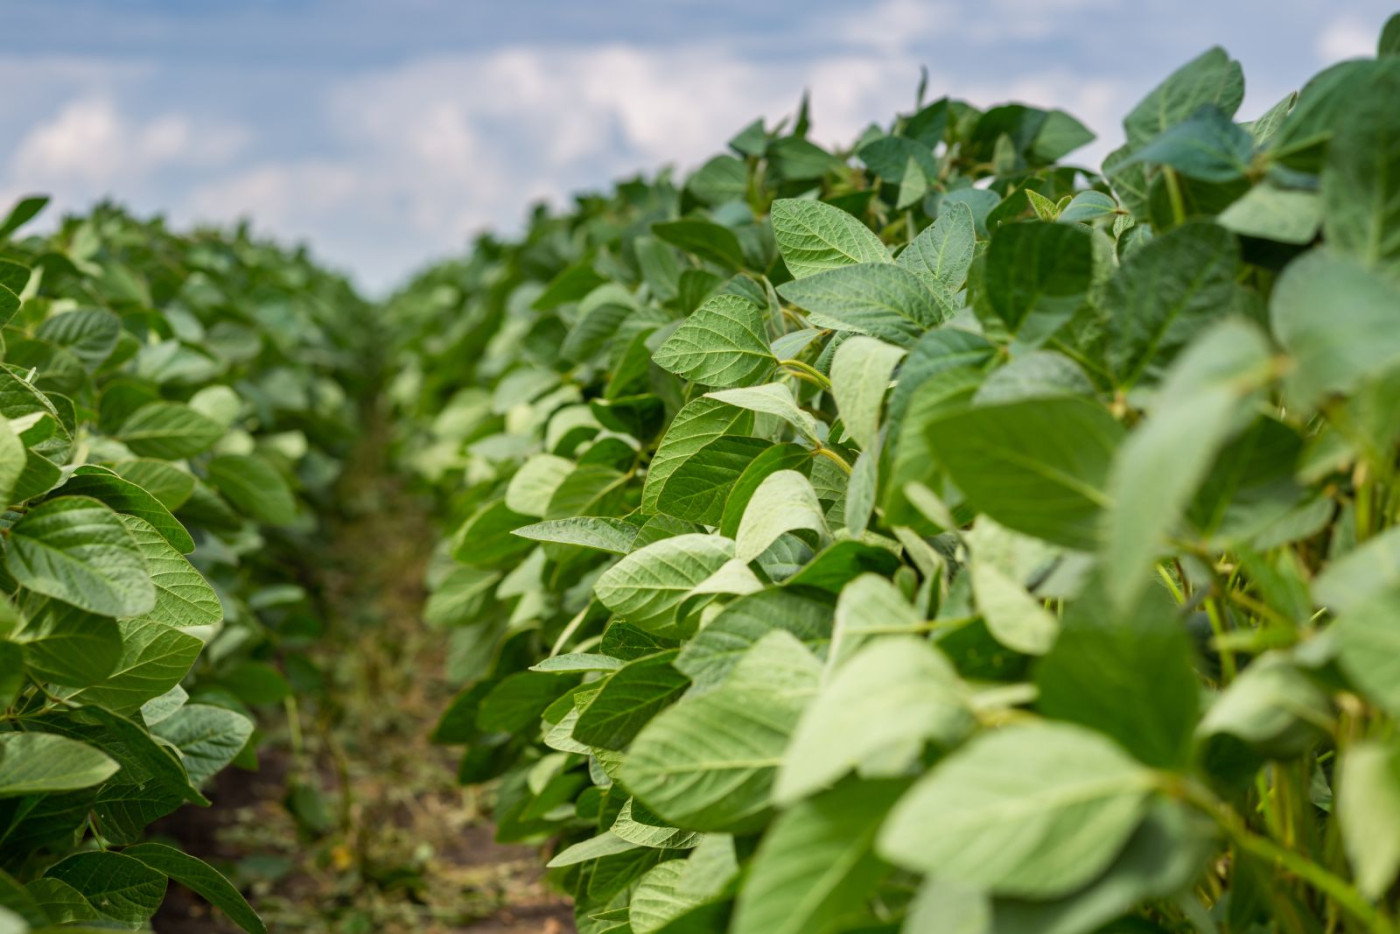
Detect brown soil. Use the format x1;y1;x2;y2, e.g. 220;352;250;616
152;415;574;934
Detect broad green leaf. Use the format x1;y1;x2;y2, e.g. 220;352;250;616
899;202;976;289
622;631;820;831
657;434;770;527
705;383;819;442
112;459;196;511
611;797;702;849
513;517;639;555
150;703;255;785
642;398;752;515
770;199;889;278
43;852;165;924
828;573;924;667
1127;104;1253;182
688;154;748;206
777;263;947;346
733;779;905;934
1271;249;1400;409
6;496;155;618
63;467;194;554
63;617;202;714
970;559;1058;655
122;843;265;934
116;401;223;459
1321;68;1400;275
423;565;498;626
36;309;121;370
1036;578;1200;770
878;723;1154;898
719;442;811;538
1123;47;1244;147
0;195;48;240
1333;589;1400;719
830;336;905;452
0;733;117;798
574;651;690;750
653;294;775;388
15;599;120;687
206;454;298;526
1102;319;1272;614
1198;656;1331;756
1338;740;1400;900
925;397;1124;550
735;470;828;563
594;534;735;633
1058;190;1119;224
0;417;24;507
674;587;833;690
628;860;703;934
118;515;222;631
1218;184;1322;244
1103;222;1240;385
983;221;1094;347
653;219;745;271
777;638;969;803
546;831;640;868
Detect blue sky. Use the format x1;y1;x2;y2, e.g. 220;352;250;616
0;0;1393;292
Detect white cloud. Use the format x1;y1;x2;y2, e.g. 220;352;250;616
9;96;247;193
1317;15;1376;62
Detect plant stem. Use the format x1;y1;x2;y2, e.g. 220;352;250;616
778;358;832;391
811;445;852;474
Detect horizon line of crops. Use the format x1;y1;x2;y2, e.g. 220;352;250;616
386;14;1400;934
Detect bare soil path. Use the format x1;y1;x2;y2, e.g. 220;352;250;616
153;417;574;934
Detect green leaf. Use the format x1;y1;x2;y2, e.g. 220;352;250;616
611;797;702;850
43;852;166;924
770;199;890;278
777;637;969;804
898;201;976;290
1127;104;1254;182
705;383;819;442
983;222;1095;347
735;470;828;563
969;556;1058;655
622;631;820;831
688;154;748;206
594;534;735;634
1123;47;1244;148
642;398;752;516
1104;221;1240;385
206;454;298;526
1338;739;1400;900
925;397;1124;550
0;196;49;241
653;293;775;388
827;573;924;667
733;779;905;934
117;514;223;630
5;496;155;618
122;843;265;934
0;733;118;798
0;417;26;507
112;459;196;511
878;723;1154;898
720;442;811;539
830;336;905;452
513;517;639;555
1217;184;1322;244
1271;249;1400;410
778;263;948;346
150;703;255;786
674;587;832;690
63;618;202;714
1321;78;1400;276
116;401;224;459
15;599;120;687
1333;588;1400;719
1198;656;1331;756
36;309;121;370
574;651;690;750
653;219;746;271
63;467;194;554
657;435;770;527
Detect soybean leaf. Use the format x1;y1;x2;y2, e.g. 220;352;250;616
122;843;264;934
206;454;298;526
0;733;118;798
830;336;905;452
43;852;166;924
898;201;976;290
770;199;890;278
983;222;1094;348
1337;740;1400;900
642;398;752;515
6;496;155;618
574;651;690;751
778;263;947;346
653;294;775;388
116;402;223;459
735;470;828;563
878;723;1154;898
594;534;736;634
1123;47;1244;148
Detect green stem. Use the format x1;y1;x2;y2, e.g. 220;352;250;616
811;445;852;475
1177;780;1394;934
1164;167;1188;227
778;358;832;391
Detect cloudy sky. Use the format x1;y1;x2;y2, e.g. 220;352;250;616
0;0;1392;292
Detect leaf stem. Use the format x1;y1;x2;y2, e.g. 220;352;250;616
811;445;852;475
1174;778;1395;934
1164;167;1188;227
778;358;832;391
